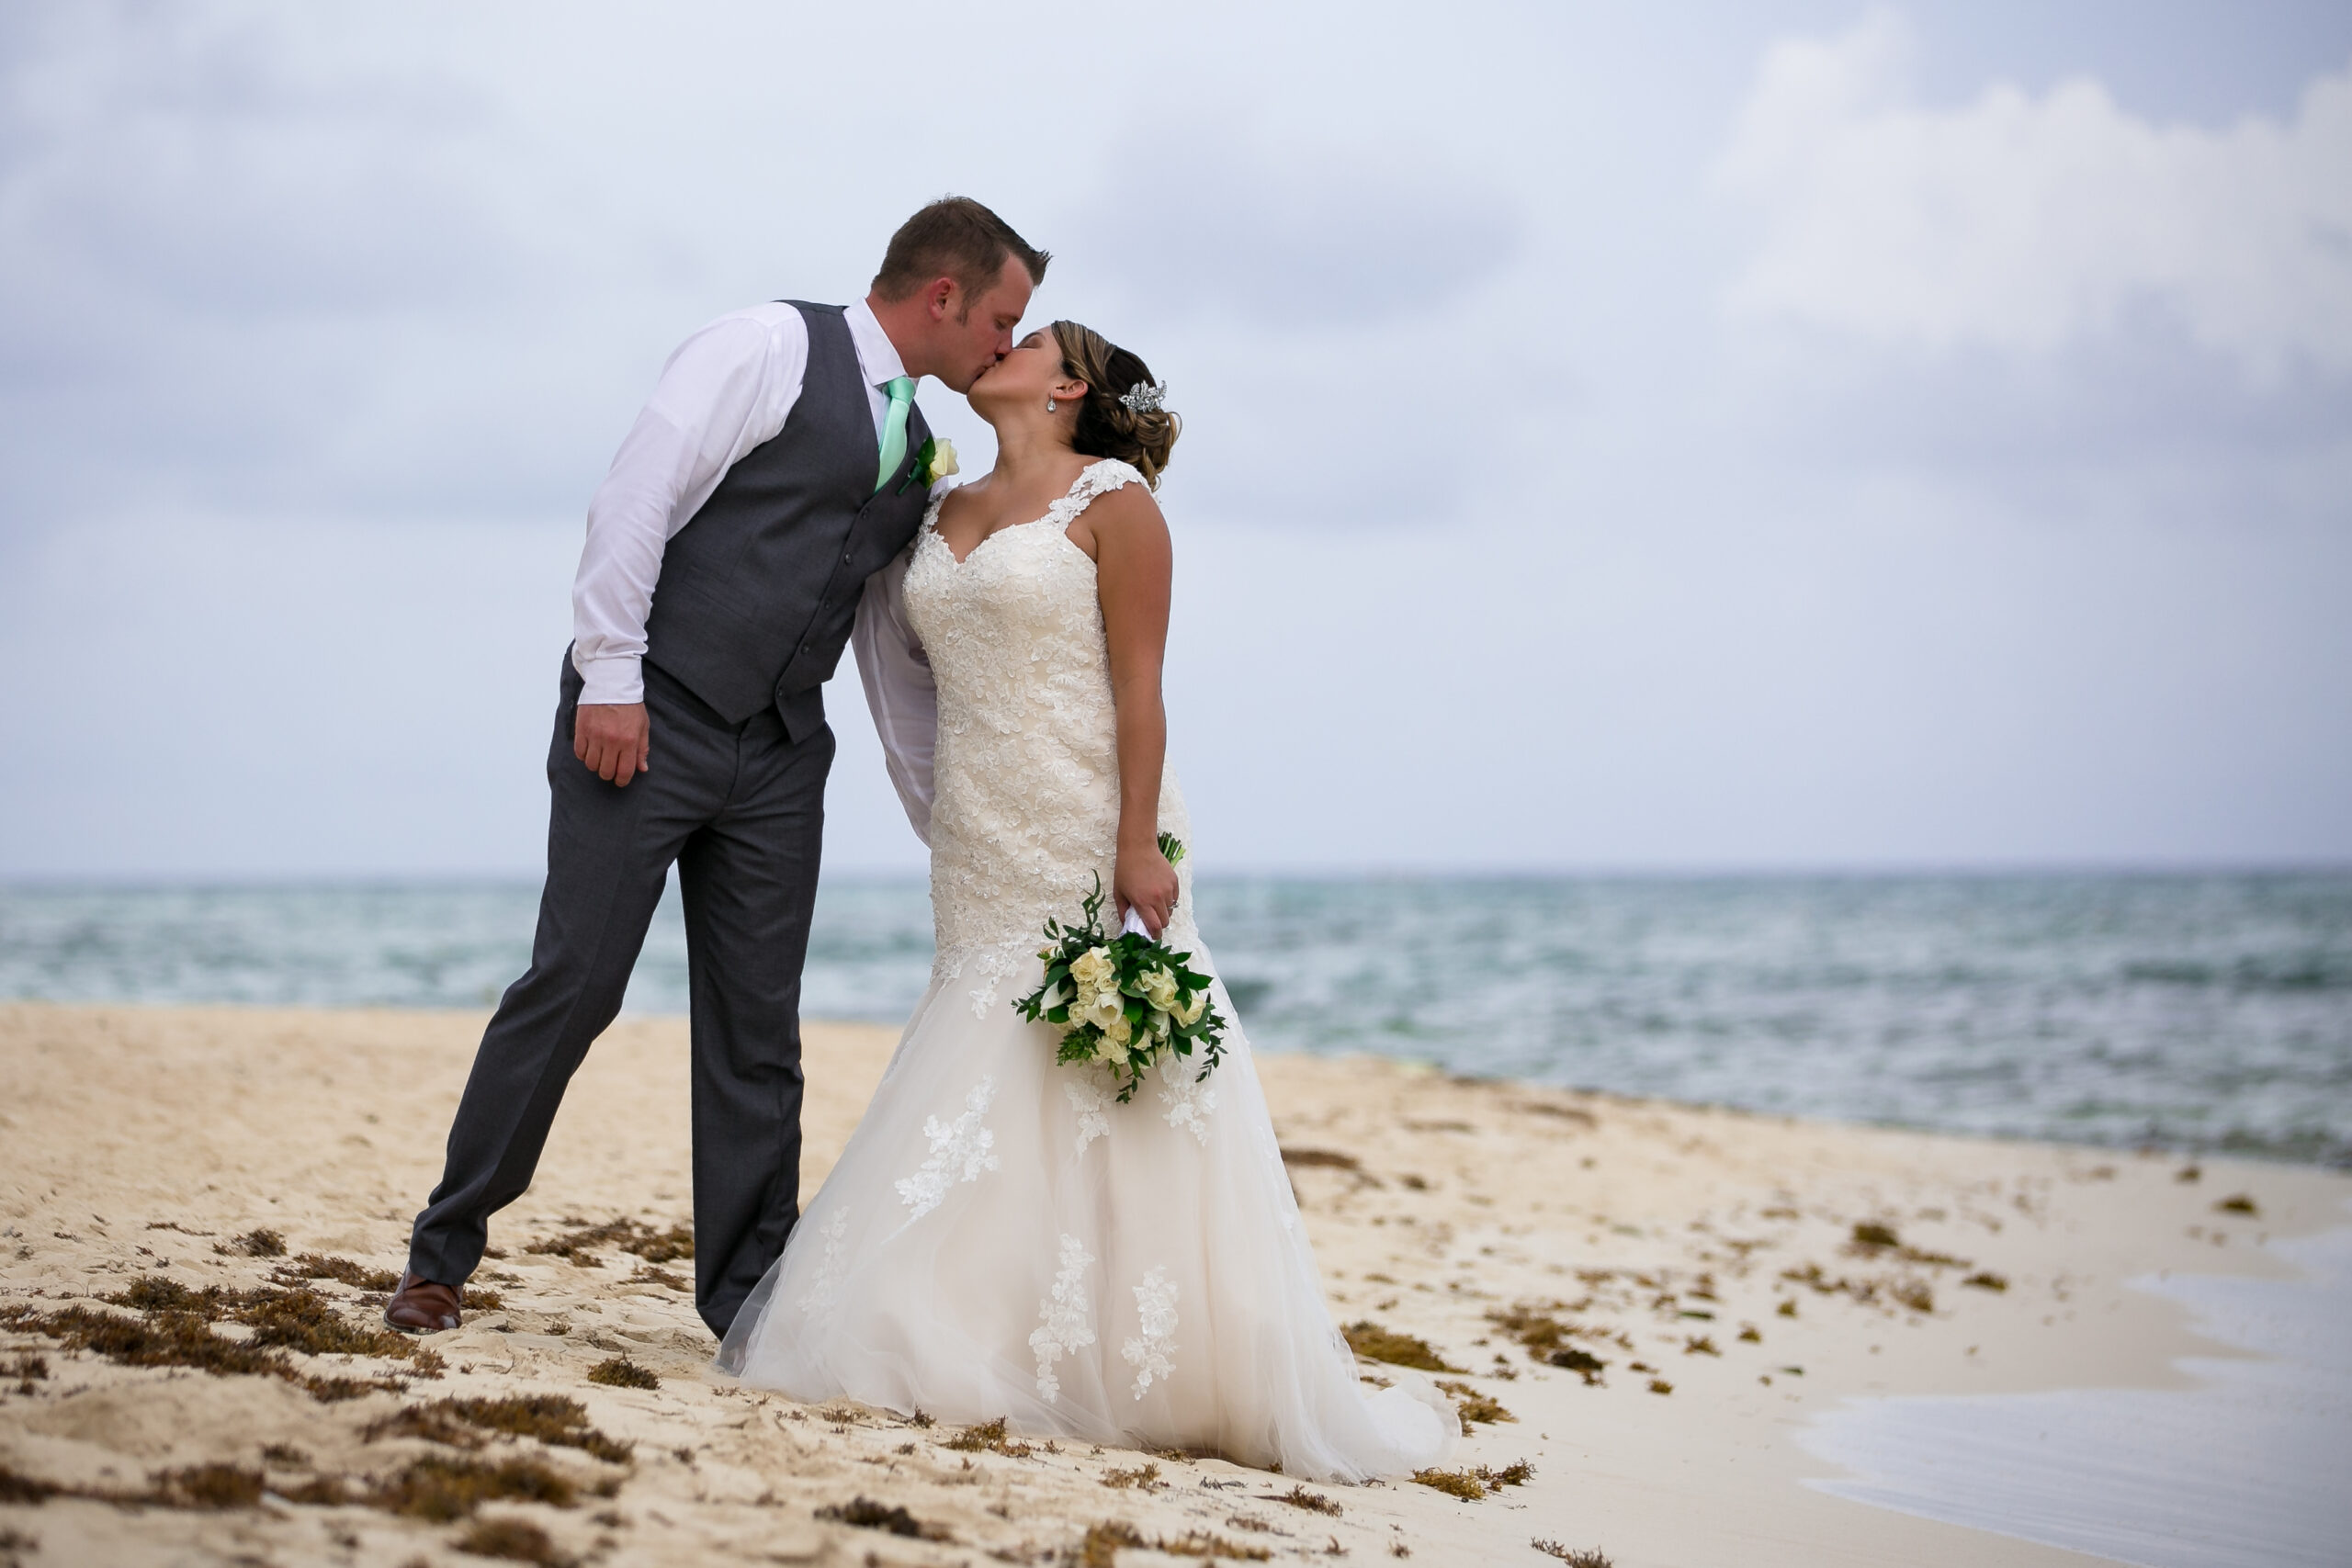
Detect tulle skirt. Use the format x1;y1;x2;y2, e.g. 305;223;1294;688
715;947;1457;1481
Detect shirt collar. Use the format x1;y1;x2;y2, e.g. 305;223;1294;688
844;299;910;389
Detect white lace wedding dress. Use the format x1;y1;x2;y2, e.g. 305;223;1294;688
717;460;1456;1479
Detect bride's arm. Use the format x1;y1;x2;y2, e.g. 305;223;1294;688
1091;487;1180;937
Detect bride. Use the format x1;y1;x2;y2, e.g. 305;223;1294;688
716;321;1455;1480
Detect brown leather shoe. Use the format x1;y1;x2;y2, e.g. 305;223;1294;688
384;1271;462;1334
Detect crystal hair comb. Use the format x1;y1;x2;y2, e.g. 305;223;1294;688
1118;379;1169;415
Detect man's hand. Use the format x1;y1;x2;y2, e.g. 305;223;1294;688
574;702;650;787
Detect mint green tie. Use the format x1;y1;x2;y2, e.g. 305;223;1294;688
876;376;916;492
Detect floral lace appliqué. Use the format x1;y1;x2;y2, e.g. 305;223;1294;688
796;1206;850;1326
1027;1234;1097;1403
1158;1060;1218;1146
1121;1265;1180;1400
1064;1074;1113;1156
905;460;1195;1001
894;1077;1001;1221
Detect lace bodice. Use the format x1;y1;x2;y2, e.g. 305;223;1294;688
901;459;1193;1011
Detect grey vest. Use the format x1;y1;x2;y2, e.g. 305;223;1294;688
641;301;933;738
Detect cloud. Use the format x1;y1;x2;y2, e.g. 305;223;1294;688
1712;11;2352;379
1090;147;1521;330
0;6;588;527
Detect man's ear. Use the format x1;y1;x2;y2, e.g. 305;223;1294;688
926;276;958;322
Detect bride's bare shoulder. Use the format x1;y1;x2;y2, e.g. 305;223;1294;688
1067;471;1167;564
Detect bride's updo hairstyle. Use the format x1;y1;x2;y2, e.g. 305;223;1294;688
1050;320;1180;490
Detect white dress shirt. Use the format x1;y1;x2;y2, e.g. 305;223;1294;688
569;298;939;841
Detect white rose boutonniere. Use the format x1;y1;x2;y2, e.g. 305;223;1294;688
899;435;958;494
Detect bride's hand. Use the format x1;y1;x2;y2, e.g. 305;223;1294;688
1114;844;1180;940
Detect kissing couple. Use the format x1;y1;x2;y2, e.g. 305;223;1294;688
384;197;1454;1480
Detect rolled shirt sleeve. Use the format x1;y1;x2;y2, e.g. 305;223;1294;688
851;541;938;845
570;310;808;705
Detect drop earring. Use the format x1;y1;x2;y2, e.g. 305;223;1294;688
1046;397;1057;412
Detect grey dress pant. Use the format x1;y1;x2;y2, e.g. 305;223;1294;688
407;653;832;1337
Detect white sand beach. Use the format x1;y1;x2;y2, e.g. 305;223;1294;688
3;1000;2346;1567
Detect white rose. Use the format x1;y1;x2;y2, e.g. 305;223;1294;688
1104;1010;1133;1045
930;437;959;479
1069;947;1114;990
1140;970;1181;1012
1082;989;1125;1031
1177;991;1207;1026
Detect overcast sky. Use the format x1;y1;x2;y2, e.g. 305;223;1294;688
3;0;2347;879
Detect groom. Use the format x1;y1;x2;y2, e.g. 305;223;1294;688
388;198;1048;1340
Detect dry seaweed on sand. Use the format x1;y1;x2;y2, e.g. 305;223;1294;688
455;1516;574;1564
1148;1529;1272;1561
275;1253;401;1291
1848;1221;1901;1252
216;1227;287;1258
1962;1270;2009;1292
1099;1463;1161;1489
1;1461;282;1514
627;1265;689;1291
300;1372;411;1403
1408;1468;1486;1501
815;1495;952;1540
1342;1320;1466;1373
1533;1542;1613;1567
6;1352;48;1393
585;1356;658;1390
240;1283;418;1359
368;1394;633;1464
1845;1222;1969;1269
280;1474;350;1506
1433;1379;1516;1425
104;1276;238;1314
1486;1301;1614;1365
1409;1461;1532;1502
95;1274;423;1360
148;1463;266;1511
1261;1484;1341;1516
2214;1194;2259;1216
369;1453;584;1521
6;1301;290;1380
526;1215;695;1267
1078;1521;1270;1563
1081;1522;1147;1567
944;1416;1035;1457
1487;1303;1610;1382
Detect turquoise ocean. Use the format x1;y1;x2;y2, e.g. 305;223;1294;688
4;871;2346;1168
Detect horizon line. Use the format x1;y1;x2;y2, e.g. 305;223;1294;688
6;858;2351;892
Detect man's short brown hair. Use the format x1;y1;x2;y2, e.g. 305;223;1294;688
872;197;1050;311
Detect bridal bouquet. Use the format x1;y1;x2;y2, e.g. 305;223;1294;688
1012;835;1228;1103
